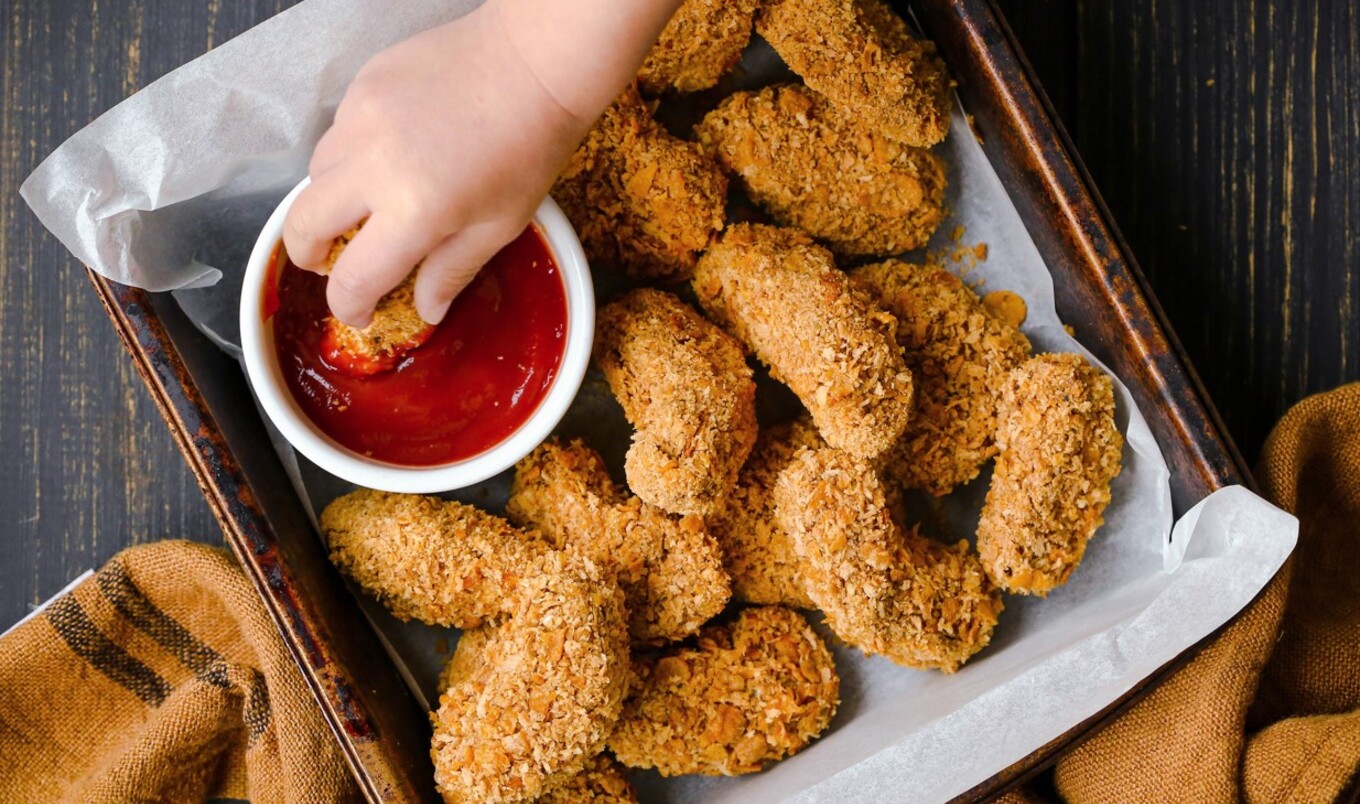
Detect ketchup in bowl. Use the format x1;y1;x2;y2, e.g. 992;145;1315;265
264;226;568;467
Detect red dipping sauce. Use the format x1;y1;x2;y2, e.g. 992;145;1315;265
265;226;568;467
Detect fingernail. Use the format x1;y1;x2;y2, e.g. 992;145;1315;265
419;299;452;326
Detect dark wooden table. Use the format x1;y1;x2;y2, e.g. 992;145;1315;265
2;0;1356;629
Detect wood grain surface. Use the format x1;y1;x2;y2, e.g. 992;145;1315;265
2;0;1356;632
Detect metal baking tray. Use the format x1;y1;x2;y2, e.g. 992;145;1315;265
86;0;1250;799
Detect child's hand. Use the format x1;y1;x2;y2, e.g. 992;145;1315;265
283;5;583;326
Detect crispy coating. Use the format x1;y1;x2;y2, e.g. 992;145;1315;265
320;226;434;375
774;449;1002;672
692;224;915;460
595;289;758;515
977;353;1124;595
696;84;947;256
638;0;760;94
756;0;952;147
708;417;824;608
431;550;631;803
553;84;727;281
320;490;546;628
507;439;731;643
608;606;839;776
852;260;1032;495
538;754;638;803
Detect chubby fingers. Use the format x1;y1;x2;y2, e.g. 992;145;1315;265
413;221;521;324
327;213;446;328
283;169;371;273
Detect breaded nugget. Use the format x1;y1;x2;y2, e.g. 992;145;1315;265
507;439;731;643
696;84;947;256
692;224;915;460
595;289;758;515
774;449;1001;672
708;417;823;608
553;84;727;281
638;0;760;94
977;353;1124;595
852;260;1032;495
320;490;546;628
319;226;435;375
431;550;631;803
756;0;952;147
608;606;839;775
538;755;639;803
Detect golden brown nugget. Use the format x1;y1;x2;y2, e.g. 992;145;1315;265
608;606;839;776
696;84;948;256
774;449;1002;672
320;490;546;628
977;353;1124;595
756;0;953;147
852;260;1032;495
595;289;758;515
431;550;631;803
638;0;760;94
553;84;727;281
708;417;824;608
320;225;435;375
538;755;639;803
507;439;731;643
692;224;915;460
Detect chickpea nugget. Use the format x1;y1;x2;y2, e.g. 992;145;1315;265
775;449;1002;672
539;755;639;803
756;0;952;147
692;224;914;460
595;289;758;515
553;84;727;281
852;260;1032;495
431;551;631;803
320;226;433;376
507;439;731;643
638;0;760;94
977;353;1124;595
320;490;545;628
708;417;824;609
609;606;839;776
696;84;947;256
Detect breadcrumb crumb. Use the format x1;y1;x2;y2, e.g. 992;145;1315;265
553;83;727;281
539;754;639;803
707;417;823;608
977;353;1124;595
507;439;731;643
774;449;1002;672
609;606;839;775
696;84;947;256
852;260;1032;495
595;289;758;515
692;224;915;460
756;0;953;147
638;0;760;94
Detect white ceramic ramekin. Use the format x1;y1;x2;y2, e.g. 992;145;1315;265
239;178;593;493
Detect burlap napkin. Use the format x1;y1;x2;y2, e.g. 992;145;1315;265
0;540;358;802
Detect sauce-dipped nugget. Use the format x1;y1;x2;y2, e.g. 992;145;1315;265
595;289;758;515
977;353;1124;595
693;224;914;460
609;606;839;776
852;260;1032;495
756;0;952;147
553;84;727;281
507;439;731;643
696;84;947;256
638;0;760;94
775;448;1001;672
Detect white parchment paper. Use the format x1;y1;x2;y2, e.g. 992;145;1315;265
21;1;1298;800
